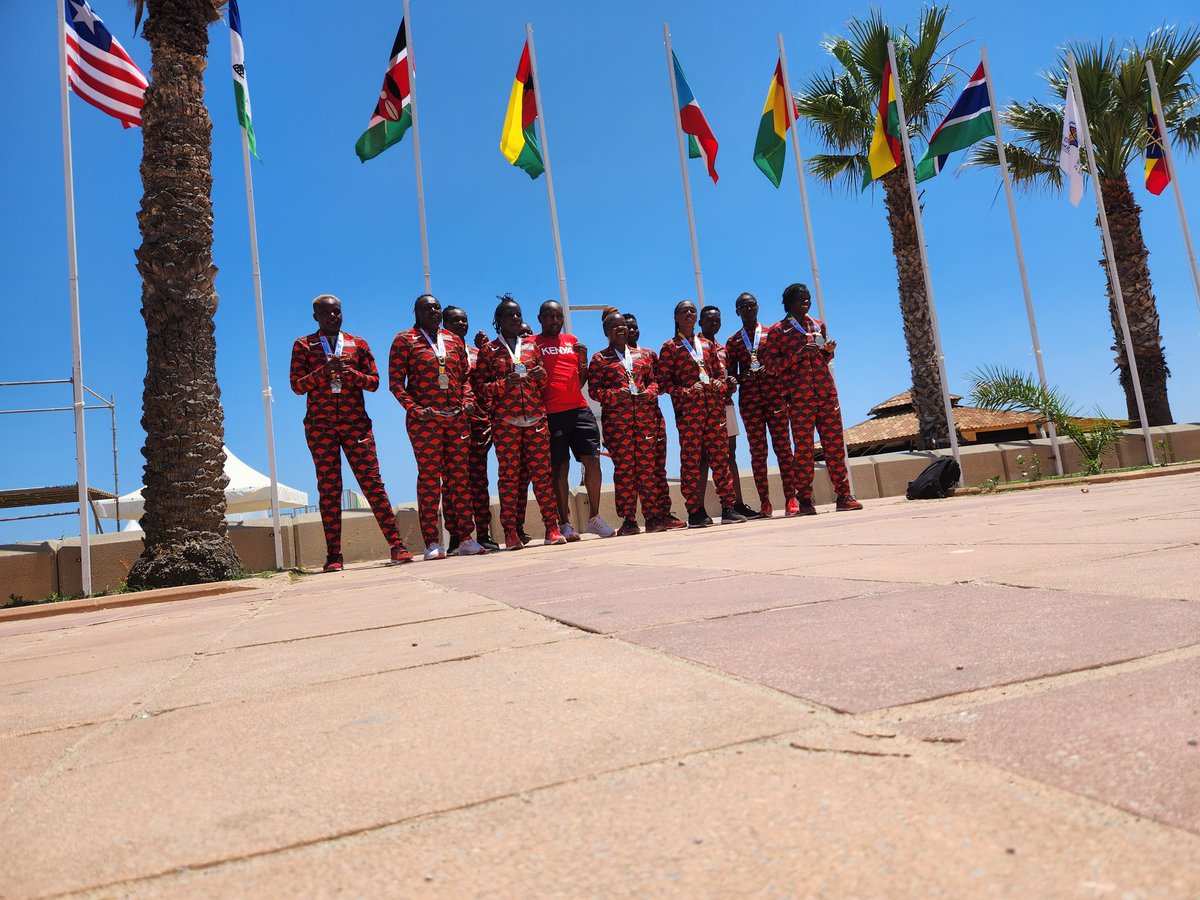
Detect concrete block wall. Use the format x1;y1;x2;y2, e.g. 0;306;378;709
0;542;60;602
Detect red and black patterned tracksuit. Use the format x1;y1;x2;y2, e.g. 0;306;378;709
388;328;476;548
761;316;851;501
587;347;673;522
477;338;559;534
658;336;737;514
290;331;404;561
465;346;493;538
724;325;796;506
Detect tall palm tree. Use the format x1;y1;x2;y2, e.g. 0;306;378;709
967;29;1200;426
126;0;241;589
795;7;961;449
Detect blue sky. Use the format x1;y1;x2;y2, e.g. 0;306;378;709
3;0;1198;545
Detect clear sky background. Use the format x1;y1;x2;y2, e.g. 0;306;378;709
3;0;1198;544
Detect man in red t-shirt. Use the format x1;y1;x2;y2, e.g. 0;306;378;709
534;301;616;540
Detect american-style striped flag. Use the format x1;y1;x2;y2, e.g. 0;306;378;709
63;0;148;128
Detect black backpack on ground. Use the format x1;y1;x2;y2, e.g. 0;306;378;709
906;457;961;500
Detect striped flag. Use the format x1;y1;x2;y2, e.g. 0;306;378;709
915;62;994;183
863;58;902;187
752;58;791;187
1145;97;1170;196
355;19;412;163
228;0;258;160
63;0;148;128
500;40;544;179
672;51;719;184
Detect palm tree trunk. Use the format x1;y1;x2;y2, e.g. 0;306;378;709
880;169;950;449
1097;175;1173;426
127;0;241;589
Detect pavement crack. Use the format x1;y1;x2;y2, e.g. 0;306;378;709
788;741;912;759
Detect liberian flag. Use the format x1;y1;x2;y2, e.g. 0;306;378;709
63;0;148;128
355;18;412;163
915;61;994;183
672;51;719;184
863;57;902;187
1145;96;1170;196
752;58;791;187
500;40;544;179
229;0;258;160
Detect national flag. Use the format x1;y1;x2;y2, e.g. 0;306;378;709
915;62;994;183
62;0;148;128
752;58;792;187
863;58;902;187
1144;96;1170;196
228;0;258;160
500;40;544;180
1059;83;1084;206
672;51;719;184
355;19;412;163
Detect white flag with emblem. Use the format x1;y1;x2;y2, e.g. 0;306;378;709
229;0;258;159
1059;81;1083;206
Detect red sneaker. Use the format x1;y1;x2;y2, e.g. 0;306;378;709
617;518;641;537
836;496;864;511
643;517;666;534
544;527;567;546
784;498;800;518
797;499;818;516
389;545;414;565
760;500;774;518
661;515;687;530
322;555;344;573
504;529;525;551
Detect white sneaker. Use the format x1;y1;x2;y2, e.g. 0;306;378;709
457;538;488;556
424;543;446;561
587;514;617;538
559;522;582;543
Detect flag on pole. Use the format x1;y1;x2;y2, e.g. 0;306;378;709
62;0;147;128
500;40;545;180
1059;82;1084;206
228;0;258;160
355;19;413;163
752;58;791;187
672;51;719;184
863;58;902;187
1144;96;1170;196
915;62;994;183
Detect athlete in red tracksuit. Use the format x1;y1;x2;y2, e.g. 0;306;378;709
724;292;798;518
476;296;565;550
290;294;411;572
587;310;685;535
762;282;863;514
658;300;748;529
389;295;488;560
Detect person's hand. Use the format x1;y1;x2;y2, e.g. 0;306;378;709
506;371;523;384
325;356;344;376
574;342;588;360
825;339;837;353
474;330;489;350
414;406;434;421
463;401;476;416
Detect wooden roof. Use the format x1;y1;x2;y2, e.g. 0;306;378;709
868;389;963;416
0;485;117;510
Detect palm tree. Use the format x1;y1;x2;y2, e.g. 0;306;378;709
126;0;242;589
795;7;962;449
967;29;1200;426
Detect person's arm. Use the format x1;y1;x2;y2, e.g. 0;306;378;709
388;334;417;411
820;320;836;361
641;353;662;402
344;342;380;392
455;341;476;412
587;353;623;407
289;339;325;394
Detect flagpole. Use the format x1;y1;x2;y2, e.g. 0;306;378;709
525;23;573;335
402;0;432;294
981;46;1063;475
886;40;961;473
663;24;705;307
1146;59;1200;323
1068;53;1155;464
57;0;92;595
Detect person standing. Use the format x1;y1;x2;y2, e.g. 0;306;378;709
699;305;759;521
290;294;412;572
658;300;748;528
762;283;863;514
389;296;488;561
534;301;616;540
477;296;567;550
725;292;798;518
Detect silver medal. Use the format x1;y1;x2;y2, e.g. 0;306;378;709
812;334;827;347
629;380;639;396
330;377;342;395
699;371;711;385
514;362;528;378
750;359;762;372
438;374;450;390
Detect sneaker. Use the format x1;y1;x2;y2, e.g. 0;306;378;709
836;495;864;511
518;529;533;545
447;535;461;555
504;529;525;551
323;555;344;573
796;499;818;516
704;514;714;527
734;502;762;521
544;527;568;546
617;518;641;537
388;546;414;565
560;522;583;543
588;514;617;538
457;537;489;556
688;511;709;529
643;517;666;534
478;534;500;552
721;506;749;524
661;515;688;530
784;498;800;518
760;500;773;518
424;543;447;561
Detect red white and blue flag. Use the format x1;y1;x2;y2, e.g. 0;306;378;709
671;51;719;184
63;0;148;128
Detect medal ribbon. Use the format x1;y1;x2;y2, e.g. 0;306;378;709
680;335;707;378
420;328;447;380
502;334;524;370
318;332;344;359
740;325;761;366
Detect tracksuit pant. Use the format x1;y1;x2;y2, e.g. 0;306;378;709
784;382;852;501
604;415;672;521
467;422;493;538
676;404;737;514
407;413;474;547
494;419;558;532
739;387;796;505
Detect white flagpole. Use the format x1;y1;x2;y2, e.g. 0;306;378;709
886;40;961;472
981;46;1063;475
57;0;92;595
1146;59;1200;323
402;0;432;294
777;33;854;495
525;23;573;335
663;24;706;307
1068;53;1155;463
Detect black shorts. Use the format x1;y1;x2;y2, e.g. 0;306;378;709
547;407;601;465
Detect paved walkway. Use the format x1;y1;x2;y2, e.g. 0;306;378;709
2;474;1198;897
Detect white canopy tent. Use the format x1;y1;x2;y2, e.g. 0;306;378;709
94;446;307;521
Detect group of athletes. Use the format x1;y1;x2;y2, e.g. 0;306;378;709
289;282;862;572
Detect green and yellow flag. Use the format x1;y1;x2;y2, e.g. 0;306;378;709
500;40;545;179
752;58;790;187
863;58;902;188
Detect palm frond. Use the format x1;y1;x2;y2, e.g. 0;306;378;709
807;152;869;195
964;140;1066;193
967;366;1075;422
1170;111;1200;155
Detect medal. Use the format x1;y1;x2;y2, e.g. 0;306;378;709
514;362;528;377
616;346;638;396
750;359;763;372
421;328;450;392
438;374;450;390
681;334;710;386
330;377;342;395
699;371;711;385
320;332;345;394
741;326;763;374
504;334;528;378
812;333;827;347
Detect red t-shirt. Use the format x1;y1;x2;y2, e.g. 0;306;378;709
535;333;587;414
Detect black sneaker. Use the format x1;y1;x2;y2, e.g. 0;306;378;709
478;534;500;552
518;530;532;545
447;535;461;554
687;510;709;529
734;502;762;520
704;514;714;527
721;506;749;524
